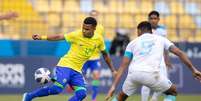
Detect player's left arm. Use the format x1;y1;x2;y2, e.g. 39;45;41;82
169;45;201;81
101;50;117;76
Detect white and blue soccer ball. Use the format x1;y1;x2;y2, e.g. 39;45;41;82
34;68;51;84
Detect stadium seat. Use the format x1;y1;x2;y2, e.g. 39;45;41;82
119;14;135;28
195;30;201;42
134;14;147;25
35;0;49;13
178;15;196;29
184;2;201;15
195;16;201;28
167;29;179;42
140;0;153;14
170;1;185;14
93;0;107;13
49;0;62;12
164;15;177;29
48;13;61;27
64;0;80;12
124;1;139;13
62;13;76;27
104;13;117;28
179;29;195;42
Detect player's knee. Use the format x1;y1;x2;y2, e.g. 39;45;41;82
164;84;177;96
75;89;87;100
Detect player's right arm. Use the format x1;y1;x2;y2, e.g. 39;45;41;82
32;34;65;41
105;43;133;100
0;12;18;20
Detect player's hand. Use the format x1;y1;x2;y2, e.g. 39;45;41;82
192;69;201;82
112;70;118;77
32;34;41;40
105;85;115;101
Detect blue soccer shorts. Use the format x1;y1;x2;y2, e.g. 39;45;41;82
82;59;101;75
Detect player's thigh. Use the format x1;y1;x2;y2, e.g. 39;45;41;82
69;71;86;91
122;74;140;96
149;74;172;92
52;67;71;88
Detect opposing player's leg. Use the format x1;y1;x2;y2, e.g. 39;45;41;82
141;86;151;101
68;70;87;101
112;72;139;101
150;92;161;101
163;84;177;101
22;67;69;101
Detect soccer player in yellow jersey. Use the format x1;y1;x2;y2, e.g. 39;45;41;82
22;17;116;101
81;10;109;101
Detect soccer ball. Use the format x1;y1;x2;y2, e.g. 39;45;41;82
34;68;51;84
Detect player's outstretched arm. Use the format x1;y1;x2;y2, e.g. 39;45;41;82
101;50;117;77
169;45;201;81
0;12;18;20
105;56;130;101
32;34;65;41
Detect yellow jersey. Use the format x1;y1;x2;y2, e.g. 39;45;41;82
89;24;105;60
57;30;105;73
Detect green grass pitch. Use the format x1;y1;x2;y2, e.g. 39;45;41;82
1;94;201;101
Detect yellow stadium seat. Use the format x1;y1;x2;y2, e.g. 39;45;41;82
104;13;117;28
134;14;147;25
164;15;177;29
93;1;107;13
62;13;76;27
140;0;153;14
170;1;185;14
35;0;49;12
119;14;135;28
49;0;62;12
74;13;87;28
48;13;61;27
179;29;195;42
64;0;80;12
167;29;179;42
195;30;201;42
107;0;117;13
178;15;196;29
124;1;139;13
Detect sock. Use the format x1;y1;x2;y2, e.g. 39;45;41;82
69;89;87;101
141;86;151;101
150;92;161;101
91;80;100;101
112;96;118;101
28;85;62;100
164;95;176;101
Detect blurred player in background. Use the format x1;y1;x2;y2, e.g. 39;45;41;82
141;10;172;101
0;12;18;20
82;10;114;101
106;21;201;101
22;17;116;101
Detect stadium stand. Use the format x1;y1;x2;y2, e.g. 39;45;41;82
0;0;201;42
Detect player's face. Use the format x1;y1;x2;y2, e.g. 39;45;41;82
148;15;159;28
82;24;96;38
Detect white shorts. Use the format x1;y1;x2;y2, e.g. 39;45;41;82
122;71;172;96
